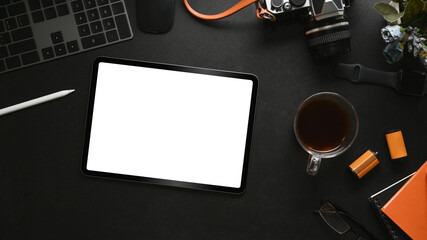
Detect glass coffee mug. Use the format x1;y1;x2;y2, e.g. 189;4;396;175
294;92;359;176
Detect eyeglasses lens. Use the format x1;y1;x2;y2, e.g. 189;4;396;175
319;202;351;234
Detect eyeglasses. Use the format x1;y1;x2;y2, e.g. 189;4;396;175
314;199;378;240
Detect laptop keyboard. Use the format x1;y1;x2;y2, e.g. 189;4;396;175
0;0;133;74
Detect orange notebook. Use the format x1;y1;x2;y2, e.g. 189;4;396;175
382;161;427;240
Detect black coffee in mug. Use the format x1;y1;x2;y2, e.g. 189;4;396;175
295;97;351;152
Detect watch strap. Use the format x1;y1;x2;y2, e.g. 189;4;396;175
334;63;399;89
335;63;427;96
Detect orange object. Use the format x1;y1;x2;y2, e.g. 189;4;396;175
385;130;407;160
183;0;257;20
382;161;427;240
182;0;276;21
349;150;379;179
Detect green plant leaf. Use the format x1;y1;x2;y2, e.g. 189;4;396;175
374;2;399;16
402;0;425;25
384;11;406;22
373;3;405;22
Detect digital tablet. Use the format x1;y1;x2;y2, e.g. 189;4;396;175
81;57;258;193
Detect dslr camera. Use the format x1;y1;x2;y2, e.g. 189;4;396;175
183;0;351;59
259;0;352;59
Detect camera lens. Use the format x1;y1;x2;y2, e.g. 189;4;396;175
305;19;351;59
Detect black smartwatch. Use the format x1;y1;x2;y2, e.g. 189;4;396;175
335;63;427;96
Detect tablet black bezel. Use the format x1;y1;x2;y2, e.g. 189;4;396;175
81;57;258;194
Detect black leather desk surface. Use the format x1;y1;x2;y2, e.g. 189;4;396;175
1;0;426;239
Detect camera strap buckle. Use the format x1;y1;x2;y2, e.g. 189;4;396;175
256;1;276;21
182;0;275;21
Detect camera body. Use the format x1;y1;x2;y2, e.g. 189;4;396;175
262;0;351;59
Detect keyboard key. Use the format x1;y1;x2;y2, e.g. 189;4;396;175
115;14;131;39
66;40;79;53
74;12;86;24
11;26;33;41
111;2;124;15
0;0;11;5
44;7;57;20
71;0;83;12
41;0;53;7
99;5;111;18
5;18;17;30
28;0;42;11
50;31;63;44
89;20;102;33
56;4;69;17
77;24;89;37
17;14;29;27
0;7;6;19
54;43;66;56
96;0;108;6
31;10;44;23
41;46;54;59
87;8;99;21
0;32;11;44
21;50;40;65
83;0;96;9
0;59;5;71
105;29;118;42
102;17;114;30
0;46;8;58
1;0;12;5
8;38;36;55
5;55;20;69
0;0;131;74
81;32;105;49
7;2;25;16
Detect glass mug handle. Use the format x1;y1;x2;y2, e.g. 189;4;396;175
306;155;322;176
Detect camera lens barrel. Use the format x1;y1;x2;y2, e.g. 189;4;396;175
305;20;351;59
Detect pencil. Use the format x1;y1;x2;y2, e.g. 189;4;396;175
0;89;75;117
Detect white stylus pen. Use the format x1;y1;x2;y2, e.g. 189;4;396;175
0;89;75;117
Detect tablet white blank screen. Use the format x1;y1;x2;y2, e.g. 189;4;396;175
86;62;254;188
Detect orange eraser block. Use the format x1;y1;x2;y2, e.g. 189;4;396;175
385;130;407;160
349;150;379;179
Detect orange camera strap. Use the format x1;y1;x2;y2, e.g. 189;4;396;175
182;0;276;21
